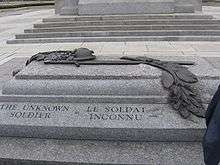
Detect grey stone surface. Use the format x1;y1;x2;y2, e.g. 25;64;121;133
42;14;213;22
3;79;169;96
9;56;220;80
60;0;79;15
192;0;202;11
8;36;220;44
0;102;205;141
78;0;175;15
174;4;194;13
24;25;220;33
56;0;202;15
204;57;220;69
15;59;161;80
15;30;220;39
33;20;220;28
176;0;202;11
0;57;209;164
0;57;210;164
174;0;200;13
0;94;168;105
0;56;214;141
0;137;205;165
0;58;26;90
3;76;219;100
8;10;220;43
55;0;64;14
3;56;219;97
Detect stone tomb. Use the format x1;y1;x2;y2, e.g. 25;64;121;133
0;55;219;143
55;0;202;15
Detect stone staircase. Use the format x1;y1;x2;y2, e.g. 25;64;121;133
7;13;220;43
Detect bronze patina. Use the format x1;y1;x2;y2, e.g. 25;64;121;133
25;48;205;119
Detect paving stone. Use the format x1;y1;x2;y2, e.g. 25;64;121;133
14;44;46;54
0;46;21;54
58;43;83;51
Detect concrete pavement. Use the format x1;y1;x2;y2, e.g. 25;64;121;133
0;6;220;65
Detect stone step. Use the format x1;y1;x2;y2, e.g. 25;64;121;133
42;14;213;22
33;19;220;28
24;25;220;33
15;30;220;39
0;137;204;165
7;36;220;44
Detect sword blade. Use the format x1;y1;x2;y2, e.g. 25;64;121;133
44;60;195;65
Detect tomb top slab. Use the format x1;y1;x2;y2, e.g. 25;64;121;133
15;56;220;80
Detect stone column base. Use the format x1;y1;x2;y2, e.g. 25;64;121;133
60;6;78;15
78;0;176;15
57;0;79;15
55;0;202;15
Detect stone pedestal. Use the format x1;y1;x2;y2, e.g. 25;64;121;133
56;0;202;15
0;56;219;141
0;55;217;164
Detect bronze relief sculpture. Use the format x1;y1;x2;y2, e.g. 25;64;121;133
25;48;205;119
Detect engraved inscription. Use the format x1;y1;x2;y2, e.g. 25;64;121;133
0;103;70;119
0;103;160;122
22;104;69;112
10;111;51;119
0;104;17;111
87;105;149;121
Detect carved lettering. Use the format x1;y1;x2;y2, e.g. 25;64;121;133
0;103;68;120
1;103;147;122
89;113;142;121
0;104;17;111
87;106;97;112
104;106;146;113
10;111;51;119
22;104;69;112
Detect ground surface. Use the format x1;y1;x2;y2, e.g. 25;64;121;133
0;1;54;9
1;6;220;66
